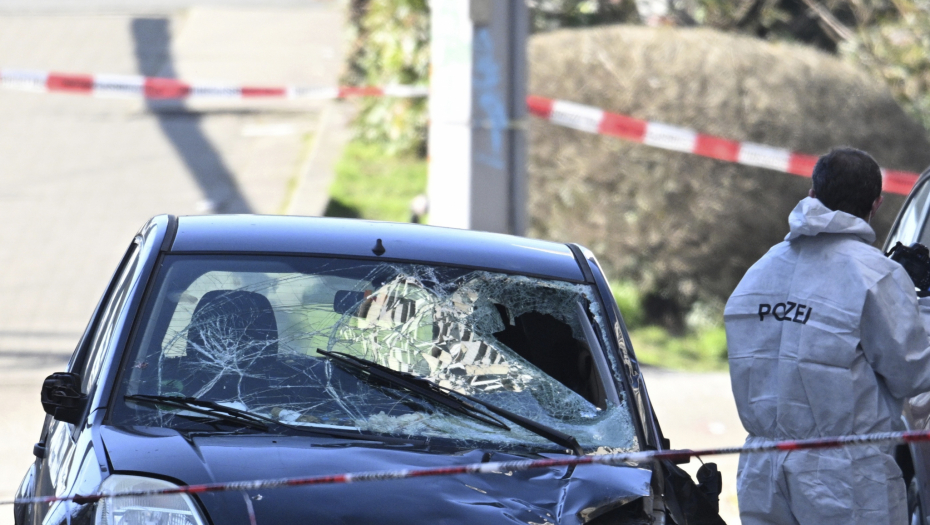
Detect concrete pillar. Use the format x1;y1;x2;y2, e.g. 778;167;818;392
427;0;527;235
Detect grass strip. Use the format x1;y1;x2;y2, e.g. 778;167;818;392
628;326;728;372
325;141;427;222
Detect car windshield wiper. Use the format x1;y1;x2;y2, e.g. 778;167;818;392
318;350;510;431
317;350;584;455
125;394;270;431
124;394;399;443
454;387;585;456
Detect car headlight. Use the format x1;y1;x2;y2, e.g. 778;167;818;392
94;474;208;525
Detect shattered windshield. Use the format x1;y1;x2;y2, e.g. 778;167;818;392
111;255;638;452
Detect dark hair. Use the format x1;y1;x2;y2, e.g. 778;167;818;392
811;147;882;219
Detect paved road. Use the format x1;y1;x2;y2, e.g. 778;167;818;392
642;368;743;524
0;4;347;522
0;0;327;14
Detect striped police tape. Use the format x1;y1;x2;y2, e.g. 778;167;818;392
527;95;921;196
4;428;930;506
0;67;920;195
0;68;429;100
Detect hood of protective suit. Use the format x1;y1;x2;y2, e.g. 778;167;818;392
725;196;930;525
784;197;875;244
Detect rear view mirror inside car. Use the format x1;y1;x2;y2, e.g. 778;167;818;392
333;290;367;316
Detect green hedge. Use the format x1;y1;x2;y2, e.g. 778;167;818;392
344;1;930;154
325;141;427;222
344;0;430;156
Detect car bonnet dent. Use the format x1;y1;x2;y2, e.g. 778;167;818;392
100;427;654;525
119;261;638;451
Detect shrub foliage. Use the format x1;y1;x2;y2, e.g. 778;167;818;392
527;25;930;329
344;0;430;155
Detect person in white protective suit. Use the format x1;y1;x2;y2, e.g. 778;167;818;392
725;147;930;525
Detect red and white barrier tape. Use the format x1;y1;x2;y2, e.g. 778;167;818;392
4;428;930;506
527;95;921;196
0;67;920;195
0;68;428;100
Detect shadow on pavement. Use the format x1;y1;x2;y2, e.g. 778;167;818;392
131;18;252;214
0;352;71;369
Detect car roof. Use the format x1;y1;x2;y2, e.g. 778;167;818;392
168;215;586;282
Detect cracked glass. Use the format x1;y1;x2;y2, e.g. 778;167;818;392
112;255;638;452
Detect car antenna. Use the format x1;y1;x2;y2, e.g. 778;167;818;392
372;238;386;256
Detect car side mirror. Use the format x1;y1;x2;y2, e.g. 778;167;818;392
41;372;87;425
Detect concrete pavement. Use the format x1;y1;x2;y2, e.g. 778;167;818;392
0;0;323;14
0;4;347;521
642;368;743;524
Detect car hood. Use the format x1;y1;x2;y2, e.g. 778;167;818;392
101;426;653;524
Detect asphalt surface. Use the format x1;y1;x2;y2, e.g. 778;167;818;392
0;3;347;523
0;0;326;14
0;4;746;524
642;368;743;524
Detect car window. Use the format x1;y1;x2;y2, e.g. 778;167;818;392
112;255;638;452
888;178;930;247
80;242;141;394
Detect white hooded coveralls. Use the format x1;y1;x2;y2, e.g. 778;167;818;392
725;197;930;525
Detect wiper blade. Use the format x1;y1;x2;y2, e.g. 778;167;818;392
125;394;269;431
317;350;511;431
453;390;585;456
317;351;584;455
124;394;394;443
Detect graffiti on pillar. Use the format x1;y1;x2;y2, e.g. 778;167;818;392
473;27;507;170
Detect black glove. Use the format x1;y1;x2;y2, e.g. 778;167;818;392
696;462;723;513
886;242;930;296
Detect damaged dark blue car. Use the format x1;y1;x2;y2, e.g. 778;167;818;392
15;215;724;525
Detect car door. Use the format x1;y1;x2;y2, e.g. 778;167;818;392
885;170;930;249
28;240;141;525
883;168;930;525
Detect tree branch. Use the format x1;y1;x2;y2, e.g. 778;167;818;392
799;0;856;42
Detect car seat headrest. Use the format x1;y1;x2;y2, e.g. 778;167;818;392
186;290;278;359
